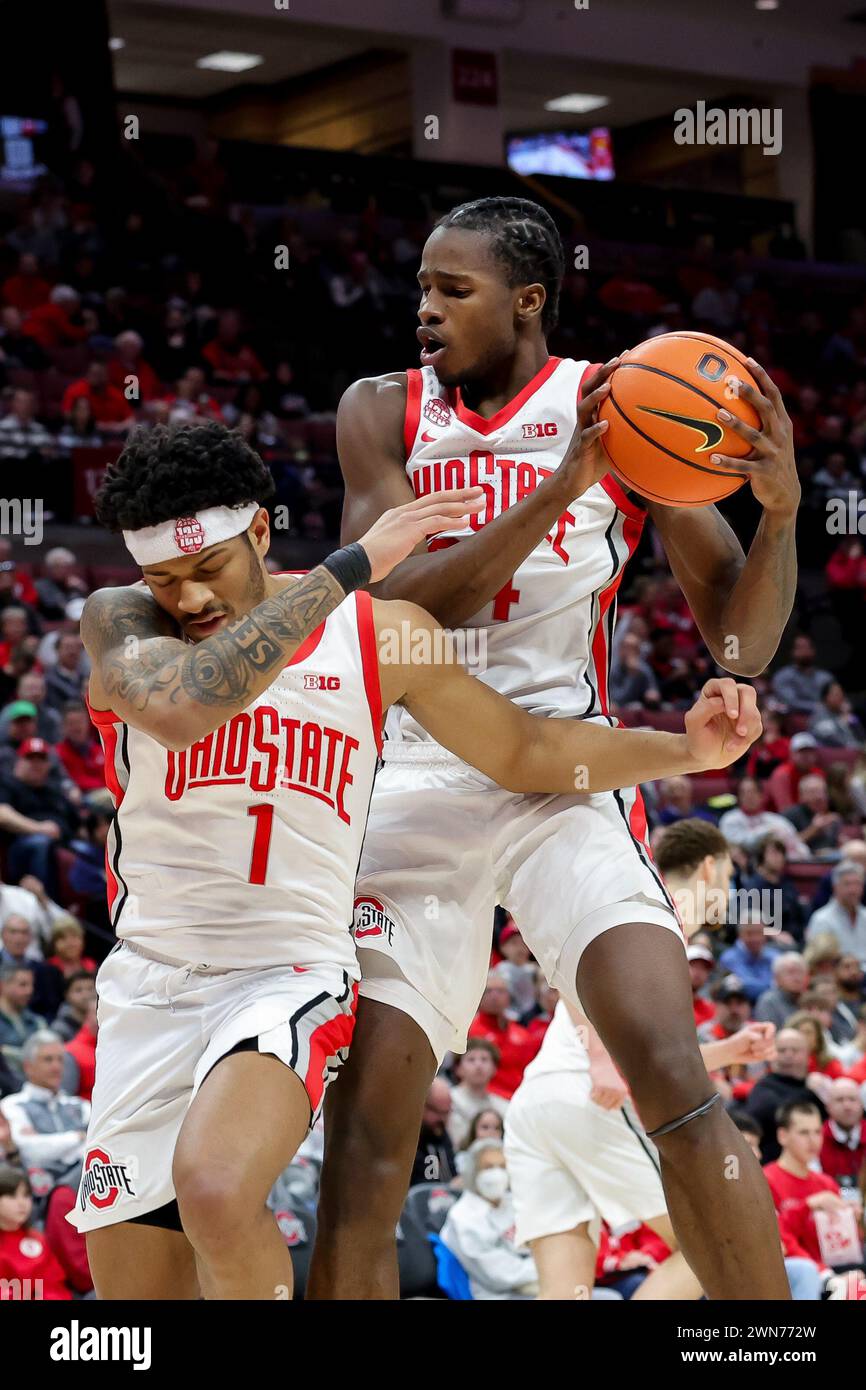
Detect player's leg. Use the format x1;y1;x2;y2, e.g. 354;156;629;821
172;1049;309;1300
576;920;789;1300
307;994;438;1299
87;1220;200;1300
529;1226;597;1300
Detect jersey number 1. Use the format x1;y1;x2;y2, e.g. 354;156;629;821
247;804;274;884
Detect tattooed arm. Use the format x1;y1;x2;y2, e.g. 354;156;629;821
82;571;348;750
82;486;484;751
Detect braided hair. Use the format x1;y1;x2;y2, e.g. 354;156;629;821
434;197;565;333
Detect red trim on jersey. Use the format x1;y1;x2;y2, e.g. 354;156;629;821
577;360;603;401
285;623;326;667
448;356;562;436
302;984;358;1114
85;693;122;726
404;369;423;457
600;472;646;521
96;718;124;915
354;589;384;755
589;510;644;712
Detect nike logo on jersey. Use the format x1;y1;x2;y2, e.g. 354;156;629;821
636;406;724;453
421;431;437;442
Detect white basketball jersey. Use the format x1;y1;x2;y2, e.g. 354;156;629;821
389;356;647;747
89;589;382;971
521;1000;590;1080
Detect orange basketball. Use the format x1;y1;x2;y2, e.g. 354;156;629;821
597;331;760;507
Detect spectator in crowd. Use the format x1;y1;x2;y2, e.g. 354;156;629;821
786;1008;846;1084
0;871;61;959
0;1031;89;1182
718;777;809;859
719;918;780;1005
0;607;37;669
655;776;716;827
0;914;60;1019
0;1164;72;1301
809;679;866;749
14;673;62;744
201;310;266;383
0;737;78;894
741;836;805;941
50;971;96;1044
609;631;660;708
2;252;51;313
746;710;790;783
0;388;54;463
0;305;48;371
166;366;222;423
687;943;716;1027
60;361;132;434
468;970;542;1100
836;1004;866;1073
460;1108;506;1150
810;974;860;1045
0;966;44;1075
820;1078;866;1189
519;970;558;1039
42;1157;93;1296
45;919;96;981
446;1039;509;1150
594;1223;676;1300
766;733;826;814
107;329;161;402
763;1101;862;1290
410;1078;458;1187
67;800;110;932
0;701;42;779
746;1030;827;1162
55;702;103;792
806;860;866;961
21;285;86;351
755;953;810;1032
0;540;38;610
44;633;87;711
0;1109;21;1161
56;396;102;454
439;1139;538;1300
836;953;866;1019
495;923;536;1019
63;999;97;1101
34;549;87;623
771;635;835;716
783;774;843;857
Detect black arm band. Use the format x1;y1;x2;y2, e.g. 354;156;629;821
321;542;372;595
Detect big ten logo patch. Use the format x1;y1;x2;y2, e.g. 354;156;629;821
521;422;558;438
303;674;341;690
352;895;396;946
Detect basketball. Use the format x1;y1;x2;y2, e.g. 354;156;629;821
597;331;761;507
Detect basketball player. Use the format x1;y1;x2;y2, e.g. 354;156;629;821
310;197;800;1301
67;421;755;1299
504;819;776;1300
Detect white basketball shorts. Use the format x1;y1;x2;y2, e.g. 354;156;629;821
353;745;683;1063
69;942;358;1232
504;1070;666;1246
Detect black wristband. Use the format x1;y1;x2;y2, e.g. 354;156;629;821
321;541;372;595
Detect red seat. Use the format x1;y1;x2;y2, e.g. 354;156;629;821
813;746;862;769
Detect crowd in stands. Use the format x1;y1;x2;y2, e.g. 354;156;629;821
2;139;866;1297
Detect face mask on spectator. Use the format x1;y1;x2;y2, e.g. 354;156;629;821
476;1167;509;1201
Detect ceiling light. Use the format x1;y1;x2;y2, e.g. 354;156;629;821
196;52;264;73
544;93;609;114
108;37;125;51
754;0;779;9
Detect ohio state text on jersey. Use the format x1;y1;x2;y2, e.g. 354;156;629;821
390;356;646;746
88;589;382;971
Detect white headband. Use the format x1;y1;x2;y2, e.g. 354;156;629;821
123;502;260;566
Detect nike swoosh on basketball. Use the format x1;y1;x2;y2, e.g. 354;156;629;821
636;406;725;453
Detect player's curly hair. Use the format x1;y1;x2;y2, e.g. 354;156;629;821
94;421;275;532
435;196;566;332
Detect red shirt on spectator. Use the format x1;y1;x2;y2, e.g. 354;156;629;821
766;759;824;813
809;1054;846;1079
22;302;88;349
107;356;162;401
56;735;105;792
820;1119;866;1186
763;1161;840;1265
62;378;131;425
43;1182;92;1294
467;1011;541;1099
201;339;266;381
0;1226;71;1299
826;545;866;593
66;1023;97;1102
847;1055;866;1085
2;272;51;313
596;1222;672;1282
46;953;97;976
693;996;715;1029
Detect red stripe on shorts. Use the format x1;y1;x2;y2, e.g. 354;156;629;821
302;983;358;1114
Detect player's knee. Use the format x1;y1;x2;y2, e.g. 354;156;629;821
174;1162;251;1249
610;1026;707;1109
319;1137;409;1230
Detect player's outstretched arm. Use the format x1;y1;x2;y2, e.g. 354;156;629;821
379;602;762;794
83;488;485;750
338;365;618;628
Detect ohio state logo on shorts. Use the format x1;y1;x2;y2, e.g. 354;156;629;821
275;1210;308;1246
174;516;205;553
423;397;450;428
352;895;396;946
79;1147;136;1212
